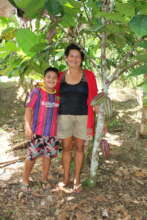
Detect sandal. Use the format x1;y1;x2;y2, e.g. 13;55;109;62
51;182;72;193
20;183;31;192
51;182;66;192
40;181;52;190
73;184;82;193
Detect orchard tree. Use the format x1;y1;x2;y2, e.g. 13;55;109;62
1;0;147;184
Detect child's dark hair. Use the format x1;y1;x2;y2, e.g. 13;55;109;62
64;43;85;61
44;67;59;76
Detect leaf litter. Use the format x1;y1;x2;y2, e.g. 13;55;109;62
0;82;146;220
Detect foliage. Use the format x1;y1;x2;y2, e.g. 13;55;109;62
0;0;145;83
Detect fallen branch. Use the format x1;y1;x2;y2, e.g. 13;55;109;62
0;156;25;168
6;140;28;153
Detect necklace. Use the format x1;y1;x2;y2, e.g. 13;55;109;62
38;82;56;94
44;87;56;94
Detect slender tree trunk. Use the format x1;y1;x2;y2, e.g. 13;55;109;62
90;104;105;183
90;0;110;184
140;74;147;136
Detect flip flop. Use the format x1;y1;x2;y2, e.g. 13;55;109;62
51;182;72;193
73;184;82;193
20;183;31;192
51;182;66;192
40;181;52;190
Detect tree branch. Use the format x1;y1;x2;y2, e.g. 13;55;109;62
108;60;140;85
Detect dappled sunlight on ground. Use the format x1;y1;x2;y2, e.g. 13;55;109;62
105;132;123;147
0;129;13;162
0;128;24;182
0;82;146;219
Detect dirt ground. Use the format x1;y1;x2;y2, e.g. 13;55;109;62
0;82;146;220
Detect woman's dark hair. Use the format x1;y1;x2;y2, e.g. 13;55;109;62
64;43;85;61
44;67;59;76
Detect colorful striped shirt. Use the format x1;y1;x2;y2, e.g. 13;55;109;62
26;88;60;137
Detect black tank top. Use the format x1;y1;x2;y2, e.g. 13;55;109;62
59;73;88;115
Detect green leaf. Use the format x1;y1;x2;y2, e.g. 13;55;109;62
135;53;147;62
96;11;127;23
138;40;147;48
130;63;147;76
129;15;147;38
0;41;17;53
108;34;126;48
46;0;63;16
143;100;147;107
1;27;16;40
115;2;135;17
60;6;78;27
138;80;147;94
0;17;13;26
60;0;82;10
30;42;47;53
89;18;103;32
13;0;46;18
16;29;40;57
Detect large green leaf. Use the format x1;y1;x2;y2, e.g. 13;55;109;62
59;0;81;27
138;40;147;49
16;29;40;57
130;63;147;76
0;41;17;53
60;7;78;27
115;2;135;18
13;0;46;18
96;11;127;23
46;0;63;16
129;15;147;38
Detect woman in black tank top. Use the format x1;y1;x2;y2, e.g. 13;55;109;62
59;73;88;115
56;44;98;193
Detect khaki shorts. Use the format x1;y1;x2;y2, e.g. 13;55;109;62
57;115;88;140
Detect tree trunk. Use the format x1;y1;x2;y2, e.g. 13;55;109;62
90;0;109;184
90;104;105;184
140;75;147;136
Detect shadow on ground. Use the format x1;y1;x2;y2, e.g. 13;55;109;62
0;82;146;220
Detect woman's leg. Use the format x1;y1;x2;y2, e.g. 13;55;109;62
42;156;51;182
62;137;73;185
23;158;36;185
74;138;85;187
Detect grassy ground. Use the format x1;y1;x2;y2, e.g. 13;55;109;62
0;82;146;220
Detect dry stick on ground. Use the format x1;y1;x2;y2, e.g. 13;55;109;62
0;156;25;168
6;140;29;153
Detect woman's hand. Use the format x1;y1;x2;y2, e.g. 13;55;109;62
93;105;99;114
